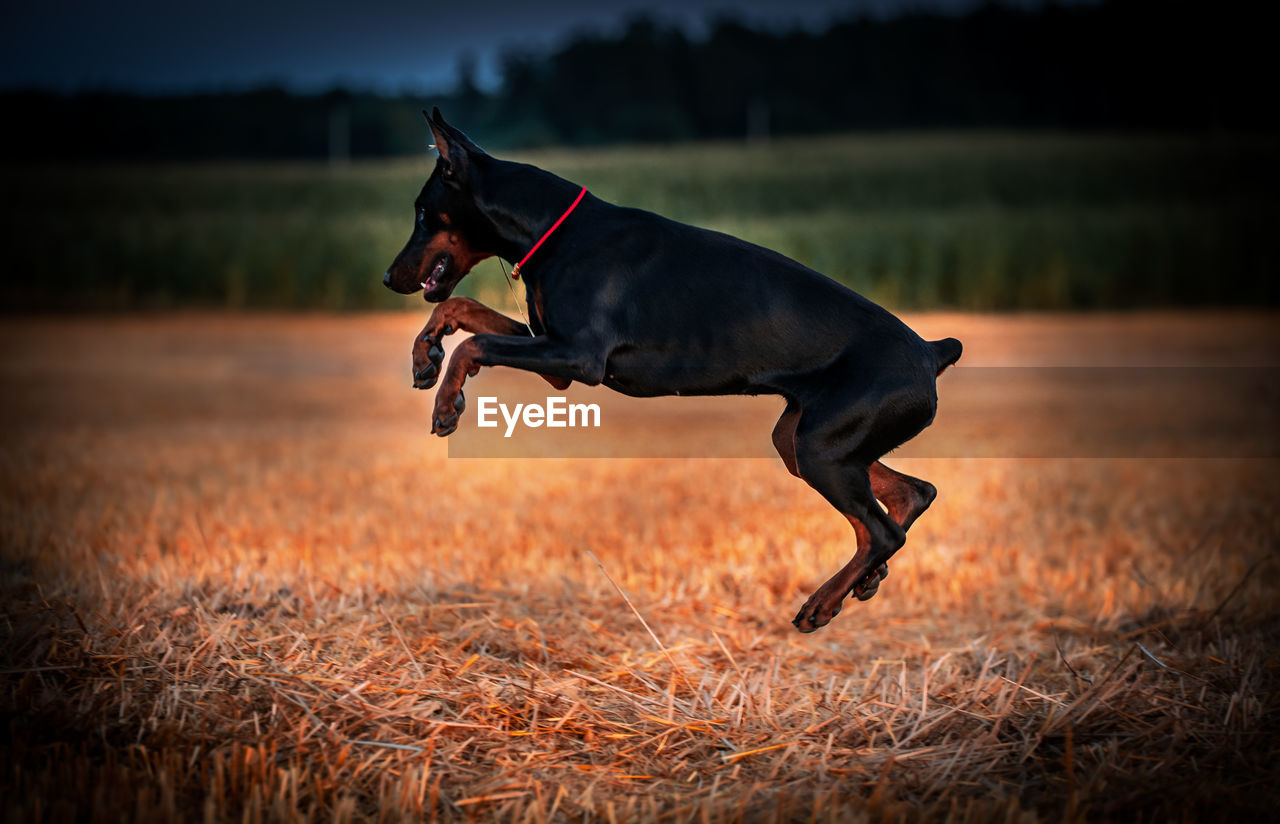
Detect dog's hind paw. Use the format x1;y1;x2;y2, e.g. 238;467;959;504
792;584;845;632
793;562;890;631
792;599;840;633
853;563;888;601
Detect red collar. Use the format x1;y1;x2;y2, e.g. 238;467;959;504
510;186;587;279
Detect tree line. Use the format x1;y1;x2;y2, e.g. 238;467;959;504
2;0;1271;161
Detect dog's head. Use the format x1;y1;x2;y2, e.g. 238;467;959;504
383;109;493;302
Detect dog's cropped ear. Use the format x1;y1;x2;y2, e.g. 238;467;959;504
424;107;485;186
424;108;453;165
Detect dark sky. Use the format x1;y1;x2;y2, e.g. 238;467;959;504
1;0;1070;95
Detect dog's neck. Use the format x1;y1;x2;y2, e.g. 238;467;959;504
470;157;586;273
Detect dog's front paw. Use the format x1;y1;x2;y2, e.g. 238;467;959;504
411;329;449;390
431;390;466;437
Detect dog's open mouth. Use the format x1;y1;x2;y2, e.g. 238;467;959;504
421;253;452;298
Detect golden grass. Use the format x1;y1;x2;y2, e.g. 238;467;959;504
1;312;1278;822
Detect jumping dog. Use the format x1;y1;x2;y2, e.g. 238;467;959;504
384;109;962;632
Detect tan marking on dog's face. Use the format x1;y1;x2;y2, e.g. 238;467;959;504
420;227;487;279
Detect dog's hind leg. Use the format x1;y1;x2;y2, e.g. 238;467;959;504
870;461;937;533
777;402;931;600
848;462;937;601
789;385;936;632
412;297;570;391
790;444;904;632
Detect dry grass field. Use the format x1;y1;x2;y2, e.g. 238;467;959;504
1;312;1277;822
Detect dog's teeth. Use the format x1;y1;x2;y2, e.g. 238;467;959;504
420;281;427;289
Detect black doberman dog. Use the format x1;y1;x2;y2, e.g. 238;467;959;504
384;109;962;632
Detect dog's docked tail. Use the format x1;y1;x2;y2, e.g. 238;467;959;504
930;337;963;376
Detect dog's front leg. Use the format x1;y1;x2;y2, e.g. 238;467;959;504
431;334;605;436
412;297;570;391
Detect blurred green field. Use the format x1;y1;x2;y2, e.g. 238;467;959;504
4;132;1275;311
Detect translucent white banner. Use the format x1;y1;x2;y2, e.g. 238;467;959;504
445;367;1280;459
